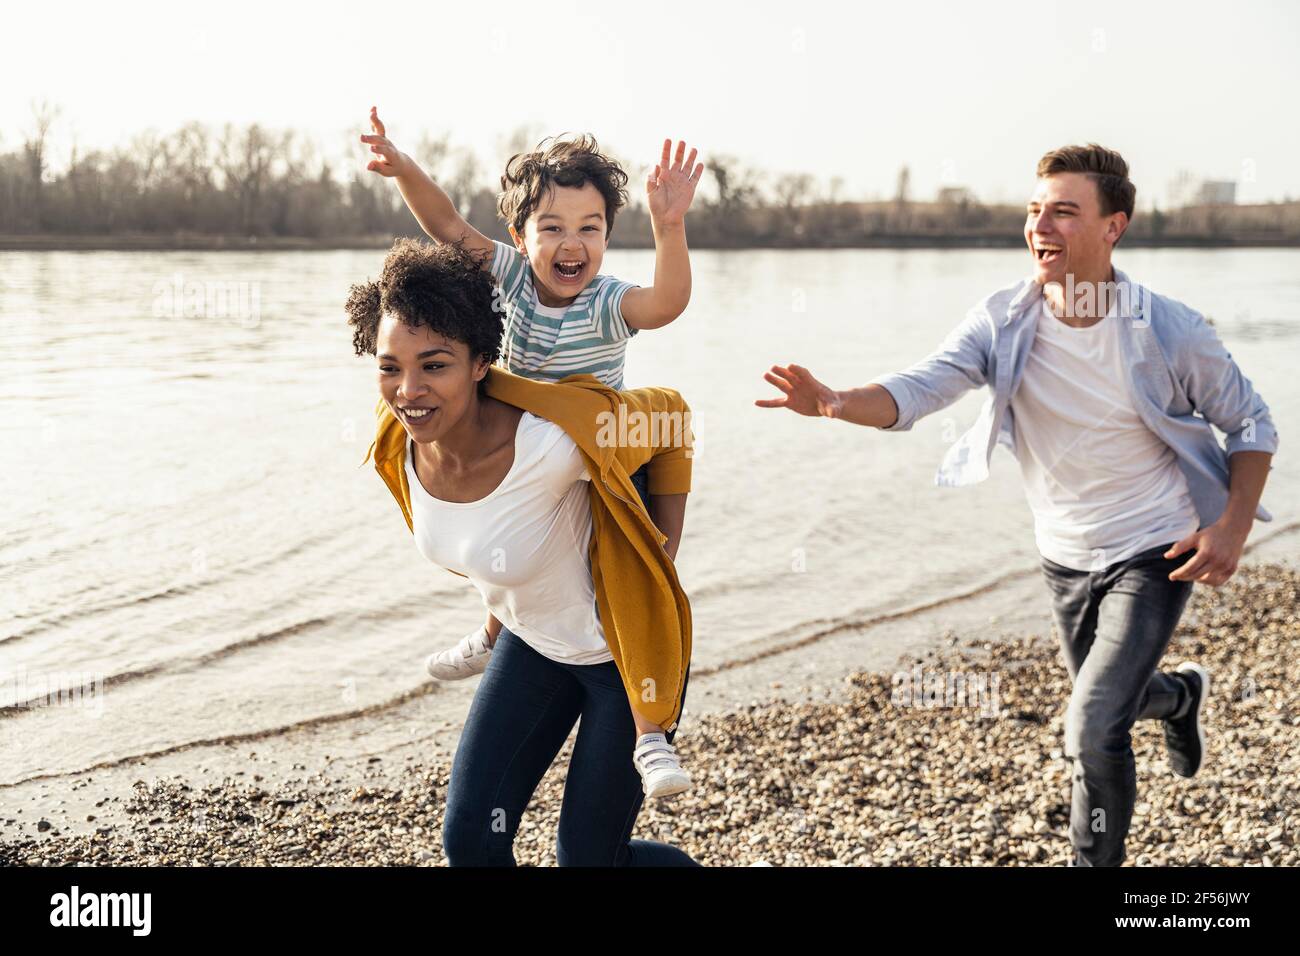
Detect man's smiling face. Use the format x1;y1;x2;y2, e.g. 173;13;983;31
1025;171;1127;287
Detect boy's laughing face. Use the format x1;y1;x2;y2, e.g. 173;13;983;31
511;182;609;307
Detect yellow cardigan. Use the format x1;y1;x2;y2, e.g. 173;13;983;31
361;366;694;732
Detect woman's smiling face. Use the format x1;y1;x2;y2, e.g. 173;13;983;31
511;182;610;307
375;313;488;443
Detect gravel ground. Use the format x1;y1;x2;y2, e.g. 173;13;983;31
3;564;1296;867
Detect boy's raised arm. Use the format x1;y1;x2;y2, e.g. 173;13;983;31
620;139;705;331
361;107;495;264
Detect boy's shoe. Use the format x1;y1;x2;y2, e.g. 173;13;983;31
426;627;493;681
633;732;692;799
1164;662;1211;778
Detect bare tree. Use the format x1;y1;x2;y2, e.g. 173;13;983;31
23;99;60;229
773;173;813;212
496;124;545;166
413;131;451;179
700;155;762;245
173;123;215;198
707;155;761;212
218;123;282;235
826;175;845;205
24;100;59;184
445;147;483;217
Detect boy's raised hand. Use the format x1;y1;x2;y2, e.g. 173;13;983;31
360;107;411;177
646;139;704;227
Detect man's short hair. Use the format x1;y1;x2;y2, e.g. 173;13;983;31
1036;143;1136;221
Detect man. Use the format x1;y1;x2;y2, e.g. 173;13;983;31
757;144;1277;866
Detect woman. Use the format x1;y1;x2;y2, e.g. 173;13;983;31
350;238;698;866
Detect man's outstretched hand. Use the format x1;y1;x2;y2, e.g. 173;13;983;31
756;363;843;418
646;139;704;228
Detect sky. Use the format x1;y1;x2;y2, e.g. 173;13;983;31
3;0;1298;207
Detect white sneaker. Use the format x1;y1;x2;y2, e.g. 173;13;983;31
633;732;692;799
426;627;493;680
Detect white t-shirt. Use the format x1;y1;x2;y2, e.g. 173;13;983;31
1008;299;1201;571
405;411;611;664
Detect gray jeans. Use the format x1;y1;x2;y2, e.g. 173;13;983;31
1039;543;1194;866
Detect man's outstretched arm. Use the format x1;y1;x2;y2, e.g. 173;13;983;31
755;363;900;428
757;308;994;430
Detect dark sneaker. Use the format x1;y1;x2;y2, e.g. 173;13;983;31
1164;662;1211;778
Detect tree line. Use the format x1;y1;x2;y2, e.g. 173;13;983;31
3;109;1298;248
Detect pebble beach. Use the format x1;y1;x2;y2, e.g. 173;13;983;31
3;562;1295;868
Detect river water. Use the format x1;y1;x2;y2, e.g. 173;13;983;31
2;246;1296;785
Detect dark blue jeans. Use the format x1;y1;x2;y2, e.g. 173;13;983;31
630;462;651;513
1040;543;1194;867
442;626;697;866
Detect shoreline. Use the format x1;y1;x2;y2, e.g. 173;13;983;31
4;234;1300;253
3;539;1296;867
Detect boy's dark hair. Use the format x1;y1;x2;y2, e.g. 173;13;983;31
346;238;502;377
497;134;630;238
1036;143;1137;224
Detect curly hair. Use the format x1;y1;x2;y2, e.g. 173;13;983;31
346;238;502;377
497;134;630;238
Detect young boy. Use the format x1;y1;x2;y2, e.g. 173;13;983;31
361;108;704;798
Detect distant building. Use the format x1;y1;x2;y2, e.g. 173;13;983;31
1166;170;1198;209
1168;172;1237;208
937;186;974;205
1196;181;1237;205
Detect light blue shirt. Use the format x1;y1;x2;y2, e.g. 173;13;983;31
871;267;1278;527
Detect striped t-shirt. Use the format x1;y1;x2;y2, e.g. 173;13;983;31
488;240;638;389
